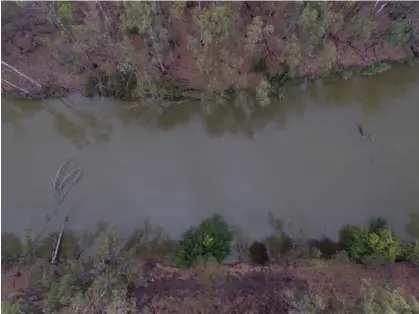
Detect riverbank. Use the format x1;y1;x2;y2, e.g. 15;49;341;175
2;258;419;313
2;2;419;103
2;215;418;312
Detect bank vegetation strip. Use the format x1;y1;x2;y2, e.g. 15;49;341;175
1;2;419;106
2;200;419;312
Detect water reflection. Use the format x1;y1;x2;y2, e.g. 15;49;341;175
118;93;306;139
2;97;113;147
1;99;44;138
3;65;418;144
310;65;419;115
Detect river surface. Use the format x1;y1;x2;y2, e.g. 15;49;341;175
2;65;419;242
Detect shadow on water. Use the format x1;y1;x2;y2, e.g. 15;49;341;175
2;97;113;147
1;99;44;138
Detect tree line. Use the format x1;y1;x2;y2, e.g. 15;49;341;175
2;1;418;106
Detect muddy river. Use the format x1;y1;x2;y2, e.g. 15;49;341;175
2;65;419;242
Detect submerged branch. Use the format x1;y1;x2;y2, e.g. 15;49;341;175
53;159;71;191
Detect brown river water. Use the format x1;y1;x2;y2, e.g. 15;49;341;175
2;65;419;242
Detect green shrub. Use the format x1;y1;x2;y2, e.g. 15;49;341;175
339;222;400;263
84;70;137;99
368;217;388;234
385;20;411;46
362;252;389;268
264;213;293;259
174;215;232;268
1;232;23;270
122;220;176;262
400;241;419;262
1;299;25;314
359;62;392;76
339;68;354;80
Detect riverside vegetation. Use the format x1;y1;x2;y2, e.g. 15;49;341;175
1;1;419;108
1;214;419;313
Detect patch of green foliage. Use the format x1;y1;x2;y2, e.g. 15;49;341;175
339;68;355;80
1;232;23;271
359;62;392;76
309;236;341;259
286;279;419;313
1;299;27;314
83;70;137;99
58;2;76;23
157;78;188;101
264;213;293;259
42;228;144;313
358;282;419;313
174;215;232;268
122;220;176;263
339;218;400;264
38;230;81;261
400;241;419;262
385;20;412;46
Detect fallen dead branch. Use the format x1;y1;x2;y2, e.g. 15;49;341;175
1;78;31;94
51;216;69;265
32;160;83;249
1;60;42;88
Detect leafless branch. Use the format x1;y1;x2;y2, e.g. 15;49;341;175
1;60;42;88
51;216;68;264
1;79;31;94
53;159;70;191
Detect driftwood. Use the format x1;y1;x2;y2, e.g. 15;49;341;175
52;159;70;191
31;160;83;253
51;216;69;265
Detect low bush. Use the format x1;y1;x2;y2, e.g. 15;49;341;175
42;228;145;313
400;241;419;262
1;299;26;314
84;70;137;99
264;212;294;259
339;219;400;263
358;281;419;313
286;281;419;313
174;215;232;268
249;241;269;265
359;62;392;76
